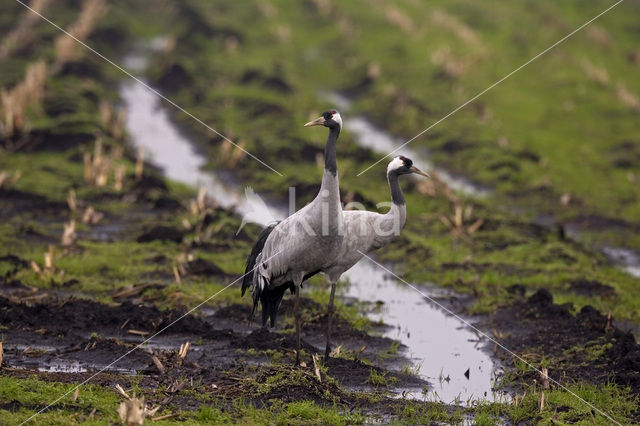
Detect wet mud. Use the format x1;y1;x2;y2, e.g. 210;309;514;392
0;284;425;398
487;289;640;396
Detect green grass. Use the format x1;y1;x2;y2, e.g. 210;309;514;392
367;369;399;387
2;375;635;425
0;375;121;424
505;382;638;425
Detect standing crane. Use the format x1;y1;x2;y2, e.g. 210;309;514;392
242;110;344;364
321;155;429;358
244;151;428;360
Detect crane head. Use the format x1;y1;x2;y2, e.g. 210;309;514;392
388;155;430;178
304;109;342;130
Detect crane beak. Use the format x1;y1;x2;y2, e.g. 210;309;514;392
410;166;430;178
304;116;326;127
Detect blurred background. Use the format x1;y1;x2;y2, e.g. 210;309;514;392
2;0;639;290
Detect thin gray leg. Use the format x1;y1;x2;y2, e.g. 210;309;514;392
324;279;337;360
295;281;301;365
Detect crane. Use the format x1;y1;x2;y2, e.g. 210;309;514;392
321;155;429;358
242;110;344;364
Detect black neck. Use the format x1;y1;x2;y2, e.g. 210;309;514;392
388;171;405;205
324;126;340;175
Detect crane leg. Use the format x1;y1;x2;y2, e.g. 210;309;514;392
324;279;337;360
294;280;302;365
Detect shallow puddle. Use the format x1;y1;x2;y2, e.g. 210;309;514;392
601;247;640;278
537;214;640;279
343;262;503;403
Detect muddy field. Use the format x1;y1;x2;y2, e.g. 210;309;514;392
2;0;640;424
1;258;639;423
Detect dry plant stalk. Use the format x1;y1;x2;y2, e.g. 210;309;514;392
44;245;55;271
0;341;3;367
188;187;208;215
99;101;126;140
197;187;207;212
538;367;549;413
617;82;640;111
30;260;43;277
329;345;342;358
54;0;107;67
0;0;51;61
417;170;457;201
431;47;468;79
580;59;610;85
0;172;8;189
83;139;123;187
275;24;292;42
416;179;436;197
0;60;47;137
0;170;22;189
152;355;165;374
82;206;103;225
312;353;322;382
178;342;190;362
585;25;612;50
431;9;483;50
62;220;77;247
312;0;333;16
151;413;178;422
428;10;487;79
112;109;126;140
114;165;126;191
83;152;92;183
229;140;247;167
540;368;549;389
135;147;145;181
258;1;277;19
355;345;367;361
172;265;182;285
115;384;160;425
440;200;483;238
512;391;526;407
67;189;77;212
188;199;199;215
99;100;112;129
385;7;415;33
118;398;146;425
219;139;233;158
95;170;108;187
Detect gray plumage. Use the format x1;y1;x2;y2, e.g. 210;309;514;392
320;155;428;358
243;110;344;364
323;156;424;282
